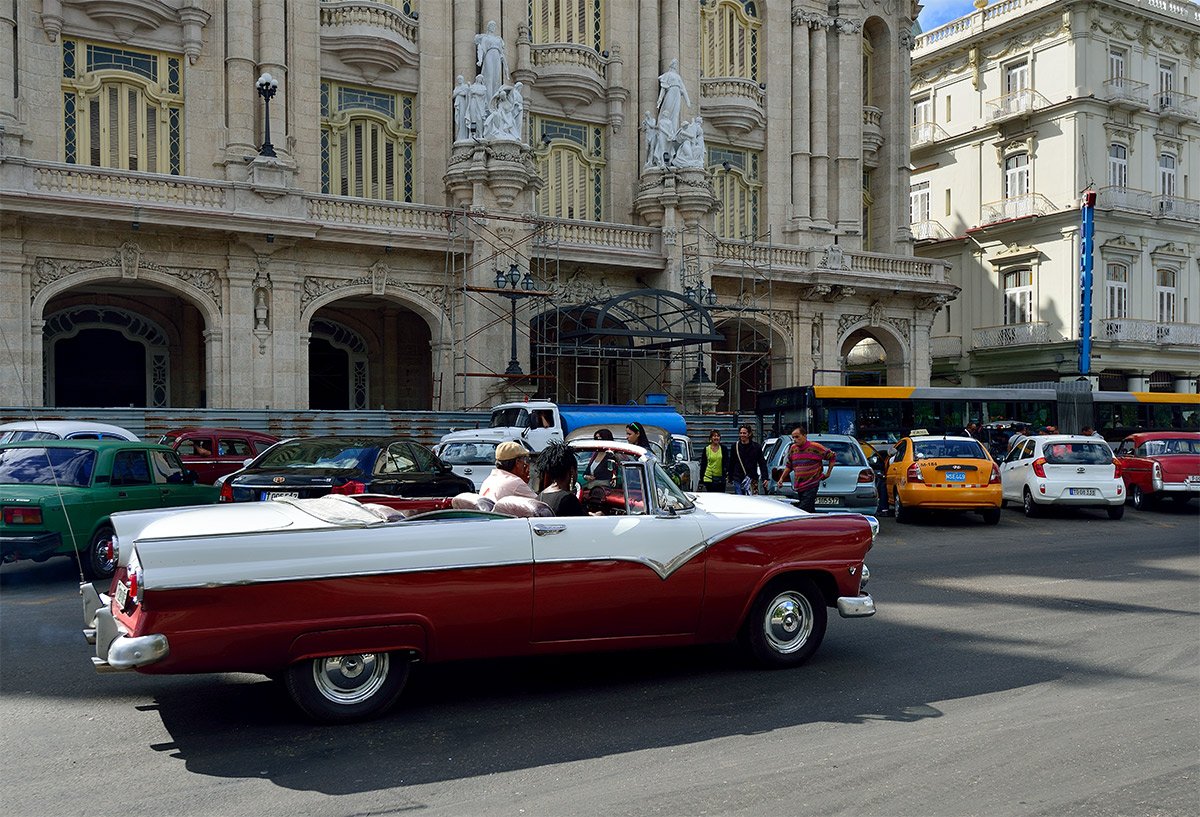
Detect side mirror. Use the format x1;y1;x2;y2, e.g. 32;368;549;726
242;458;253;467
675;453;684;463
868;453;882;470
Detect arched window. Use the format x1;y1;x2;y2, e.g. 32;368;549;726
61;39;184;174
1105;263;1128;319
1004;152;1029;200
1003;268;1033;325
1108;144;1128;189
710;145;761;239
1158;153;1176;197
1156;269;1176;323
530;0;603;49
321;82;416;201
700;0;760;82
532;117;606;220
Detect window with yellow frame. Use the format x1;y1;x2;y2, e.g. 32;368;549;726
531;116;606;221
710;145;761;240
700;0;760;81
61;39;184;175
529;0;603;49
321;81;416;201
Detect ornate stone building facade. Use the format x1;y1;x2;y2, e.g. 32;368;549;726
1;0;953;413
910;0;1199;392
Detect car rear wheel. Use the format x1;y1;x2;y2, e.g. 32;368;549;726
1107;505;1125;520
1022;489;1041;518
285;652;410;723
1130;485;1154;511
743;578;827;668
980;508;1001;525
893;490;910;524
83;525;116;581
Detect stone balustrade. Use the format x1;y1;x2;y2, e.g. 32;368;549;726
530;43;606;76
319;1;418;43
931;335;962;358
532;217;659;252
307;194;448;233
843;250;940;280
700;77;764;103
30;163;229;209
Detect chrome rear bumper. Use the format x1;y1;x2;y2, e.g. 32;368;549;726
80;581;169;672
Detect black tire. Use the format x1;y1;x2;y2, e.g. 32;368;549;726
1131;485;1154;511
999;498;1008;510
285;652;410;723
981;507;1001;525
743;578;827;668
83;524;116;581
893;490;910;524
1107;504;1125;520
1022;489;1042;518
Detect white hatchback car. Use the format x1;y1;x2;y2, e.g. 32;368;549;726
1000;435;1124;519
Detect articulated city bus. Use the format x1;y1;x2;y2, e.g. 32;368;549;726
755;386;1199;445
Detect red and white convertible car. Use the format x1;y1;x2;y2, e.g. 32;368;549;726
82;441;877;723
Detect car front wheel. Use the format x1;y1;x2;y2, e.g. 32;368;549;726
744;578;827;668
285;652;410;723
83;524;116;581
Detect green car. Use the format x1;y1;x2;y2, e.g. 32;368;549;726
0;439;218;579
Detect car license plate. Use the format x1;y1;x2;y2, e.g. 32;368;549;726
1187;475;1200;484
114;580;129;610
262;491;300;501
1068;488;1097;496
945;472;967;482
815;496;839;506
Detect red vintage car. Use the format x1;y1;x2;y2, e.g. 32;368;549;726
1113;431;1200;510
82;441;876;723
158;427;279;484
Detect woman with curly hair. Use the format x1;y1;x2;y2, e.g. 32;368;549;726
536;442;587;516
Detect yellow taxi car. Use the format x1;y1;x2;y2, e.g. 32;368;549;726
885;435;1002;525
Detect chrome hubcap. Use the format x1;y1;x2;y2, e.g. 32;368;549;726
93;536;115;573
312;653;389;705
763;592;813;654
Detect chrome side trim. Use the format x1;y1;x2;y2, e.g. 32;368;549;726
106;633;170;669
701;515;825;548
532;523;566;536
837;594;875;618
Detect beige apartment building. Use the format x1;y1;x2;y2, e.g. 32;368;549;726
911;0;1199;393
0;0;954;414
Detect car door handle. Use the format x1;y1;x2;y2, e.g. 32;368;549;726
532;524;566;536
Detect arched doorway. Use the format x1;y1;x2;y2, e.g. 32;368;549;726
309;318;368;411
43;306;170;407
839;324;906;386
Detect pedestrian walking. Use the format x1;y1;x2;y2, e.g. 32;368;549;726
728;425;769;495
778;424;835;513
699;430;727;492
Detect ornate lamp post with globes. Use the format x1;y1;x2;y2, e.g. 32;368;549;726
494;263;538;376
256;73;279;158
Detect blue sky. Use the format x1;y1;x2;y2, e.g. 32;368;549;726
916;1;979;32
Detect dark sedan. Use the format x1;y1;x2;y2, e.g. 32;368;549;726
219;436;474;502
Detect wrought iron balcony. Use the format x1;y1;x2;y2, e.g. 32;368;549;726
980;193;1057;224
973;321;1059;349
985;89;1050;122
1096;186;1152;214
1102;77;1149;110
1101;319;1200;346
911;122;949;147
911;220;953;241
1152;195;1200;221
1155;89;1198;121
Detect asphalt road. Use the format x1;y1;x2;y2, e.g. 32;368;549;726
2;501;1197;817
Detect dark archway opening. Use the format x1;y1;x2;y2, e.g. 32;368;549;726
55;328;146;407
309;338;350;410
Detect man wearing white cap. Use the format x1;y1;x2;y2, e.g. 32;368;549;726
479;440;537;500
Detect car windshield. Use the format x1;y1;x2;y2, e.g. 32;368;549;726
439;442;497;465
0;447;96;487
649;460;695;513
815;440;867;466
255;441;377;471
1043;442;1113;465
1141;439;1200;456
913;439;988;460
0;430;60;443
490;408;527;428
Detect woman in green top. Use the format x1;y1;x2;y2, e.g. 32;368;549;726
698;429;727;492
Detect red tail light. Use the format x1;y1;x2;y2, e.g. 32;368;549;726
1031;457;1047;478
906;463;923;482
3;506;43;525
857;468;875;484
219;481;233;502
331;480;367;495
989;464;1001;484
1112;458;1122;479
127;569;139;603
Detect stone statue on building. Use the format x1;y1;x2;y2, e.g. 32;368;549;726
475;21;510;100
642;111;663;168
672;116;706;168
655;58;690;144
484;82;525;142
466;74;489;138
451;75;471;143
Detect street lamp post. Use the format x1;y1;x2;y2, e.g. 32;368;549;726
494;263;537;376
256;73;279;158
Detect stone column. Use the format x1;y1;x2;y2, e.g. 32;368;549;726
223;263;259;409
223;3;257;168
809;21;831;231
256;0;288;160
659;0;679;65
0;246;31;405
639;3;659;132
790;16;812;227
454;0;479;80
834;20;863;241
0;1;18;140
